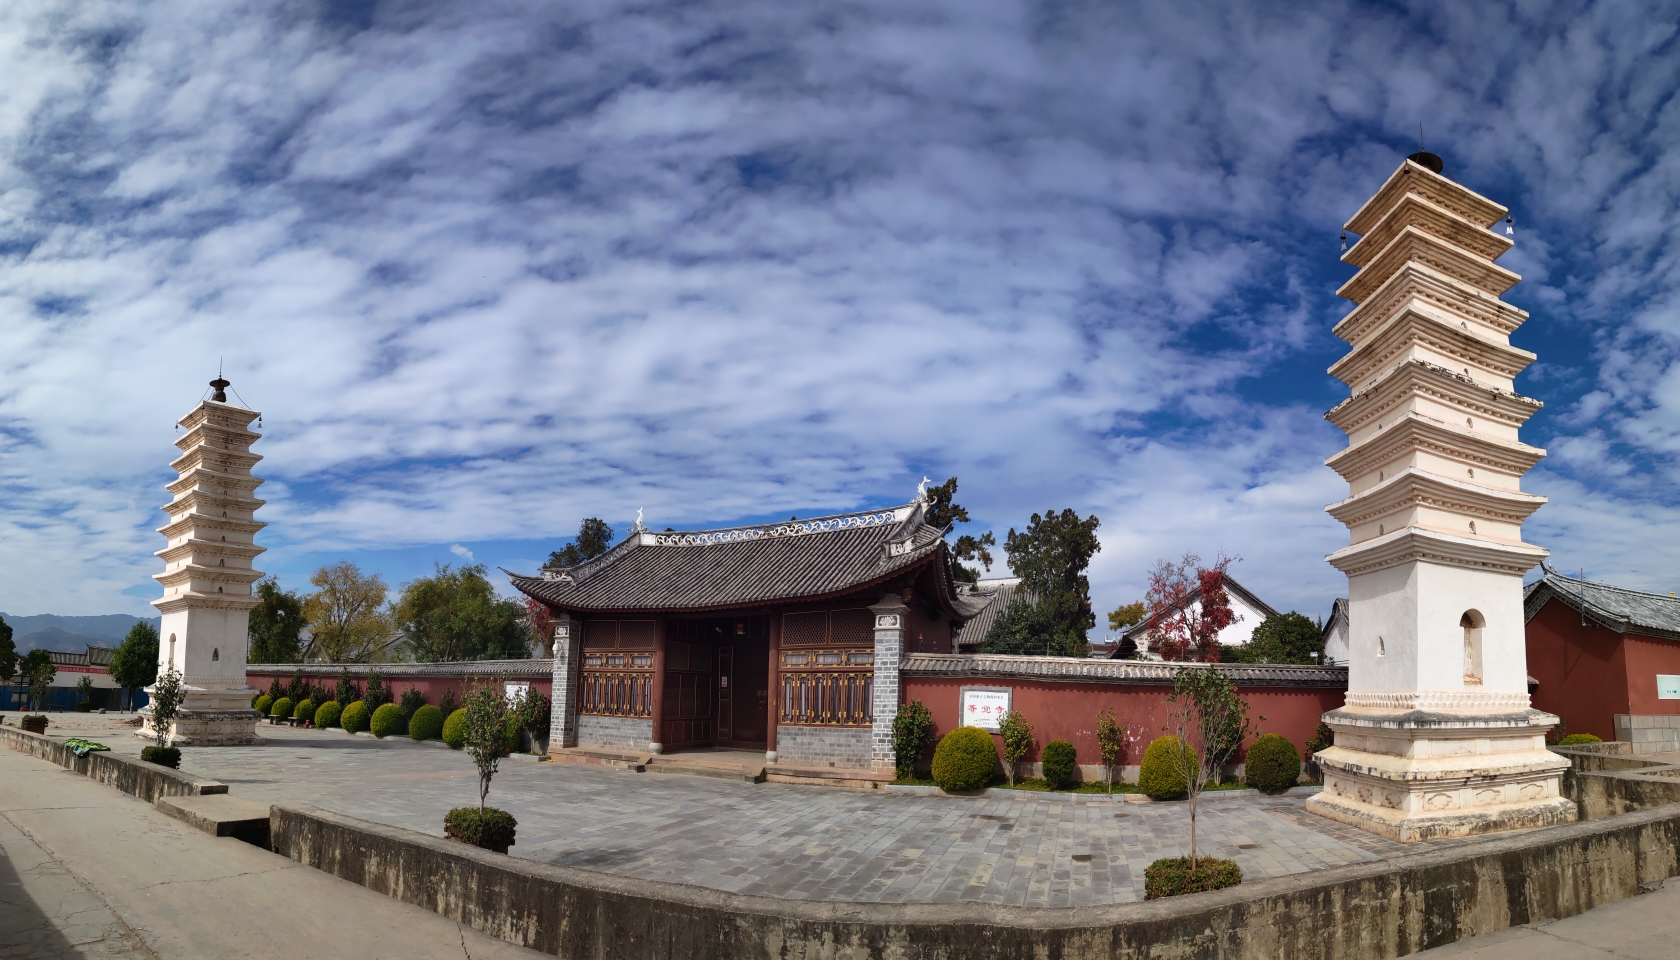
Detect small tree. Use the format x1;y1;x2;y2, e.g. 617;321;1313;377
108;622;159;710
0;614;18;688
1095;707;1127;793
1242;612;1326;664
364;671;391;710
998;710;1034;787
75;676;94;705
547;518;615;568
463;682;510;810
1160;667;1255;869
21;650;54;711
335;668;358;706
150;668;185;747
891;700;936;780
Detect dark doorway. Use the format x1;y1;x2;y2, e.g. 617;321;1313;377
664;616;769;751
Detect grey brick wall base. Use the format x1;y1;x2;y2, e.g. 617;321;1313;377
577;715;653;752
776;726;873;770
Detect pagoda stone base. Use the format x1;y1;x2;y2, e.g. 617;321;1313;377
1305;703;1574;842
137;680;265;746
137;707;265;746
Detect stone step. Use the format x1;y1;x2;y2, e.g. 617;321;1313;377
155;794;272;847
646;757;766;783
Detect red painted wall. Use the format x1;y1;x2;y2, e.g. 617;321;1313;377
1624;634;1680;715
1525;598;1629;741
900;674;1343;769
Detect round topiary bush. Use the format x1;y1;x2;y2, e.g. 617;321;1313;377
1139;736;1190;800
1042;739;1078;790
1144;856;1243;899
409;704;444;741
1243;733;1301;794
315;700;342;729
931;726;998;792
270;697;294;721
340;700;370;734
444;806;518;853
369;702;404;738
1559;733;1603;745
441;708;468;749
293;698;316;724
253;694;273;716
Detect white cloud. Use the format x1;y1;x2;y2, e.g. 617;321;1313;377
449;544;474;562
0;0;1677;625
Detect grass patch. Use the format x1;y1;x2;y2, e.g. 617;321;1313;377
993;777;1142;794
889;776;939;787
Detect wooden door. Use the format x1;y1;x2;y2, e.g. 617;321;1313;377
660;637;715;749
730;633;769;746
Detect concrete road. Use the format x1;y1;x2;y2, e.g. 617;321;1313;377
1416;877;1680;959
0;745;540;959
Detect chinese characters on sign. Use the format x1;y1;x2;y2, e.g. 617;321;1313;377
961;688;1011;731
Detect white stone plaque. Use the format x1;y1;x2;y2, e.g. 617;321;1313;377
1658;675;1680;700
505;681;531;706
961;688;1011;731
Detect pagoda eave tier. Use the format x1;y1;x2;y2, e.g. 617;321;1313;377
176;422;259;450
1344;159;1507;237
155;539;267;563
151;593;262;614
1344;192;1512;268
154;567;265;588
162;492;268;516
1326;526;1547;577
1323;413;1545;482
167;468;264;497
1335;263;1529;345
170;449;262;473
1325;469;1547;527
1328;305;1536;387
158;515;267;538
1338;227;1519;304
177;400;259;428
1326;361;1543;434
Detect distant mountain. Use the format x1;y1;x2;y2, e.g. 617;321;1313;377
0;613;160;652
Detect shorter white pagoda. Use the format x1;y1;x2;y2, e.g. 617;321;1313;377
139;377;266;746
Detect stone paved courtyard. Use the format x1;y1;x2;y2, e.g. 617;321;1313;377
33;714;1468;907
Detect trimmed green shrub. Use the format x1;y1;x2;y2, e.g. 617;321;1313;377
1244;733;1301;794
315;700;342;729
1559;733;1603;745
341;700;370;734
253;694;273;716
891;700;936;780
370;702;404;738
1139;736;1190;800
141;746;181;768
442;708;468;749
443;806;518;853
1144;856;1242;899
931;726;998;792
293;698;317;724
1042;740;1078;790
503;717;523;754
408;704;445;741
270;697;294;720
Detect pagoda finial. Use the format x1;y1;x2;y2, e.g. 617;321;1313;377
209;375;230;403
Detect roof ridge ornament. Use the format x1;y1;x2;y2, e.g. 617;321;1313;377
653;509;899;547
632;507;646;533
916;476;931;503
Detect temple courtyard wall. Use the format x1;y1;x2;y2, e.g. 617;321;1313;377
8;717;1680;959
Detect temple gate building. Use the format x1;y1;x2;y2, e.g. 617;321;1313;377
1307;153;1573;840
509;493;989;772
139;377;266;746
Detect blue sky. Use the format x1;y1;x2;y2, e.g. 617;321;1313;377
2;1;1679;628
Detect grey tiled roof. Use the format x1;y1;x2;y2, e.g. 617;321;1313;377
1524;569;1680;642
952;578;1033;651
47;646;116;668
508;502;990;617
246;659;552;678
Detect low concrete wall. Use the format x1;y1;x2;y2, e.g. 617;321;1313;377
0;727;228;804
1556;745;1680;820
271;799;1680;959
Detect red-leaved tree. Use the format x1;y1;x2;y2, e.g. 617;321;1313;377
1143;553;1240;663
523;597;555;657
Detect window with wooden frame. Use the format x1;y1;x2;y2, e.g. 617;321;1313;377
778;608;875;726
579;619;655;718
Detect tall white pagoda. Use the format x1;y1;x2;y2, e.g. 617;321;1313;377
139;377;266;746
1305;153;1575;840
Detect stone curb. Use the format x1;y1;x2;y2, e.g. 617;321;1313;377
0;725;228;804
269;799;1680;960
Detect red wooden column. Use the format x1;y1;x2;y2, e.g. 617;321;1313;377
766;612;781;764
649;616;667;754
